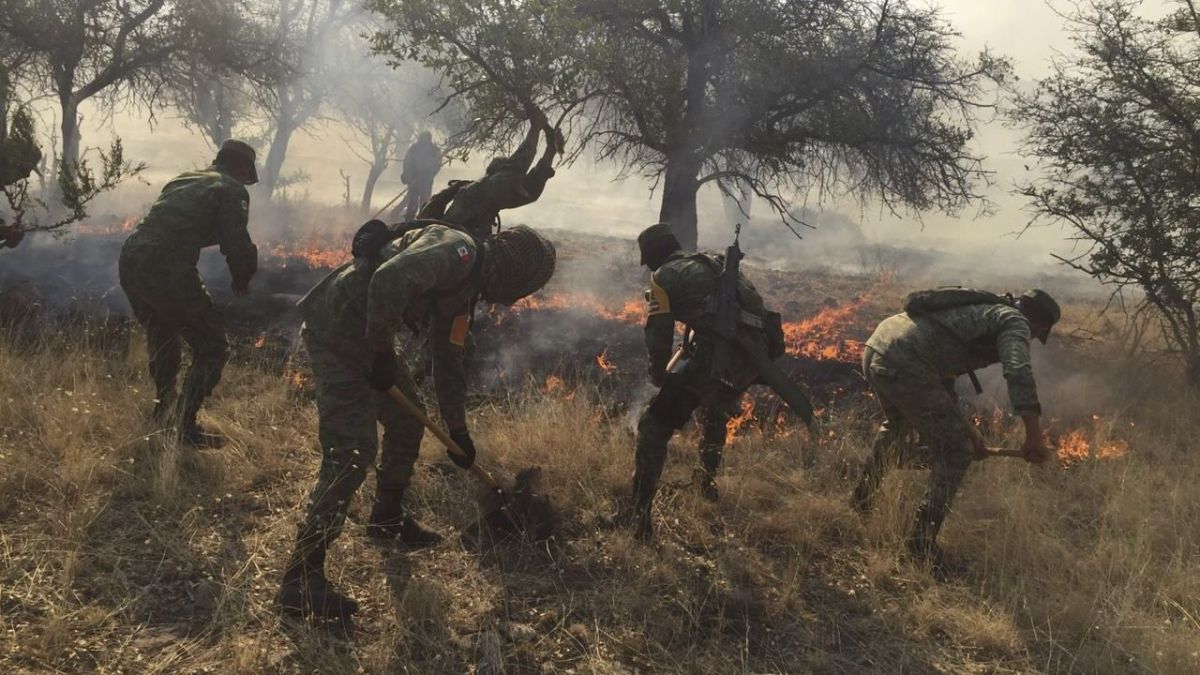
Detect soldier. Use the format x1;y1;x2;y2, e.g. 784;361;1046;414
394;131;443;221
277;221;556;621
625;223;780;541
418;110;559;241
850;289;1060;572
118;140;259;448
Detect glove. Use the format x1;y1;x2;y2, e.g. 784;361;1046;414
649;366;666;388
447;429;477;470
367;350;398;392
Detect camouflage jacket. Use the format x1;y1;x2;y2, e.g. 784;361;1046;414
865;304;1042;415
643;251;769;383
422;131;555;241
299;224;481;430
120;166;257;287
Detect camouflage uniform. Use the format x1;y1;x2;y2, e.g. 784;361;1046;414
291;224;479;563
635;250;772;510
118;166;257;422
853;304;1043;553
420;126;556;241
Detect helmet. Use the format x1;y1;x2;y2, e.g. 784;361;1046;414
482;226;557;305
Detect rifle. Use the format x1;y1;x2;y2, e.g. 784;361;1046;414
707;224;816;427
708;224;745;387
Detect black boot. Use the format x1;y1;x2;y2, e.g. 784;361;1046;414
366;513;442;547
175;400;225;448
630;469;657;542
277;547;359;620
695;469;720;503
150;393;175;425
905;501;951;579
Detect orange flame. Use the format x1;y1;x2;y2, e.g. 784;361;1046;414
254;333;266;349
510;292;648;324
782;296;871;363
596;349;616;375
265;237;350;269
1054;425;1130;467
726;396;756;441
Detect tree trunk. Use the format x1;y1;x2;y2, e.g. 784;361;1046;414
261;120;296;199
360;160;385;214
659;155;701;250
60;96;81;173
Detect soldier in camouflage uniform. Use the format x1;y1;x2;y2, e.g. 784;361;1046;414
277;222;556;621
627;223;777;541
851;289;1061;570
418;111;559;241
118;140;259;448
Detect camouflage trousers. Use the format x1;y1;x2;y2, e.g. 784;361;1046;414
633;365;743;508
292;335;428;558
118;252;228;418
854;347;974;550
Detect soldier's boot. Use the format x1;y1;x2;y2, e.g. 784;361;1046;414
905;501;950;577
277;546;359;620
630;469;657;542
365;493;442;547
851;434;896;514
697;443;722;503
175;397;225;449
149;391;176;425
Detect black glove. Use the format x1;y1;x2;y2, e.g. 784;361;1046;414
448;429;477;470
367;350;398;392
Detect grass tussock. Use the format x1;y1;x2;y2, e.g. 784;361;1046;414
0;324;1198;674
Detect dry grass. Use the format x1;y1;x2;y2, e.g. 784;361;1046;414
1;317;1198;674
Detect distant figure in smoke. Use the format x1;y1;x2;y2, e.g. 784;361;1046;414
277;221;555;622
419;108;560;241
393;130;442;221
851;288;1060;575
622;223;784;541
118;140;260;448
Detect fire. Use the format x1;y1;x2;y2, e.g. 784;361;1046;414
254;333;266;349
509;292;648;324
265;237;350;269
76;214;138;236
726;396;756;440
596;349;616;375
1053;426;1130;467
782;295;871;363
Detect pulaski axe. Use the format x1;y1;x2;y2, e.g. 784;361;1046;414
385;386;556;541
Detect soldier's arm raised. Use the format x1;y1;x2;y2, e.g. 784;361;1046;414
216;182;257;294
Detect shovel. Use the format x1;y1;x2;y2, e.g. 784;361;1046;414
385;386;556;541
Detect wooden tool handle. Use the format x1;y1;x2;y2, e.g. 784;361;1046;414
985;447;1029;459
386;386;501;491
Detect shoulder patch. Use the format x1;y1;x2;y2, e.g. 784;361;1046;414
449;314;471;347
455;244;473;264
241;199;249;212
646;275;671;316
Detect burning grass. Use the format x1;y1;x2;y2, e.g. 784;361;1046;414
1;314;1198;674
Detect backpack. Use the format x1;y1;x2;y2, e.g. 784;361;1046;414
902;287;1014;316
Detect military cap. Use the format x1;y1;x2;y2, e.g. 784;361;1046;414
637;223;680;265
1020;288;1061;343
219;139;259;185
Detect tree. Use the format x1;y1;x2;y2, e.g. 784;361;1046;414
337;54;458;213
369;0;1005;249
251;0;359;199
1014;0;1200;384
0;0;249;178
